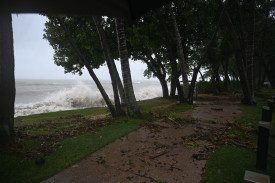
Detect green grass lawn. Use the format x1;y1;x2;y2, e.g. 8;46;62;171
0;97;193;183
203;88;275;183
0;120;141;183
203;146;275;183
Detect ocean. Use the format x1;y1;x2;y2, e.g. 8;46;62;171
15;79;162;117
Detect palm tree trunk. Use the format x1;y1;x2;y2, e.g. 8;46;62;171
170;58;178;98
222;59;230;91
246;0;256;102
115;18;141;118
213;67;220;95
168;3;189;101
223;11;254;104
93;17;126;105
159;76;169;98
176;78;184;103
93;16;125;116
55;15;117;117
0;12;15;144
112;61;126;105
156;9;178;98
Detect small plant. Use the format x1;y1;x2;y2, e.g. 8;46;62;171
181;136;199;148
168;112;176;122
154;141;167;149
212;119;218;124
183;142;199;148
156;180;165;183
103;121;109;127
104;164;110;169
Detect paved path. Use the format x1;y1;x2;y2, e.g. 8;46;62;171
42;95;241;183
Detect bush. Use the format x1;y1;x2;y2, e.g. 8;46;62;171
197;80;241;94
197;81;213;94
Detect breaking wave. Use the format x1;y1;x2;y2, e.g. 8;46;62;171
15;81;162;117
135;86;162;101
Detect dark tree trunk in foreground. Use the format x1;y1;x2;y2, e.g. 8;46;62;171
115;18;141;118
168;3;189;102
93;16;125;116
0;12;15;144
55;15;117;117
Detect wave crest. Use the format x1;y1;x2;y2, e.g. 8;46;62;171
15;81;162;117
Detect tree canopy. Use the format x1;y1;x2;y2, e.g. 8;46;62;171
43;0;275;105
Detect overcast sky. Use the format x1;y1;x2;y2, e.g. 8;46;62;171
12;14;150;81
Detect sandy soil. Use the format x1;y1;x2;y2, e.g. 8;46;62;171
42;94;241;183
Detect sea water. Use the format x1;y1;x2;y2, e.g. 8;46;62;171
15;79;162;117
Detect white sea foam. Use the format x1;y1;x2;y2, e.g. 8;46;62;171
135;86;163;101
15;81;106;117
15;80;162;117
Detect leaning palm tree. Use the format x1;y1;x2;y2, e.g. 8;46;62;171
115;18;141;118
93;16;125;116
55;15;118;117
168;3;189;102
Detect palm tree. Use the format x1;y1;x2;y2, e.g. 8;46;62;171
93;16;125;116
246;0;256;102
168;3;189;102
156;9;183;100
115;18;141;118
223;9;254;104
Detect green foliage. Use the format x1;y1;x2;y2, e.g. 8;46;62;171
125;11;168;80
124;0;219;81
175;0;218;53
197;0;275;92
197;81;242;94
43;15;118;75
197;81;213;94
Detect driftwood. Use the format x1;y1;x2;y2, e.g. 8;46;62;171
211;108;223;111
149;151;169;159
192;153;209;160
